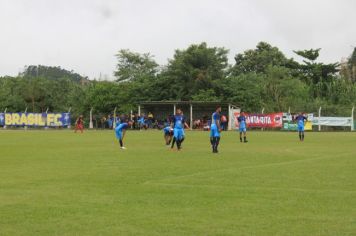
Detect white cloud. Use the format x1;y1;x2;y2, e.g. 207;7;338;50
0;0;355;79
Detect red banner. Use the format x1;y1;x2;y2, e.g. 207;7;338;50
233;112;283;128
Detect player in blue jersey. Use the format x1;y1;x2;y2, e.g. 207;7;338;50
237;112;248;143
295;112;307;141
115;120;131;149
170;108;189;150
210;106;222;153
163;126;173;146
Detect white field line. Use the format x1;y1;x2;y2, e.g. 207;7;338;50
143;152;354;185
146;182;356;195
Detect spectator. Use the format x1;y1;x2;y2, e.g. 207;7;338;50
100;116;107;129
193;119;201;129
107;115;113;129
115;115;121;126
138;115;147;130
148;112;154;128
221;114;228;131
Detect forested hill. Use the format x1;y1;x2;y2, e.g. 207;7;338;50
20;65;88;84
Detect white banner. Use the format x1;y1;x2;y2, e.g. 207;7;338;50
229;108;240;130
312;117;352;127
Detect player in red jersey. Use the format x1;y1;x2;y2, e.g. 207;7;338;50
74;115;84;133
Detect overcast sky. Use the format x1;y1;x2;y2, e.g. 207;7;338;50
1;0;355;79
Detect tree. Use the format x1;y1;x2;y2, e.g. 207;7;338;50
84;81;121;114
191;89;219;102
0;76;26;112
21;77;49;112
114;49;159;82
293;49;339;85
349;47;356;81
163;42;229;100
231;42;294;76
262;66;309;112
293;48;321;61
219;73;264;112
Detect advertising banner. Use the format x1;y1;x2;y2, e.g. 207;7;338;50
233;112;283;128
312;117;352;127
0;113;4;126
282;113;313;131
1;113;70;127
283;121;312;131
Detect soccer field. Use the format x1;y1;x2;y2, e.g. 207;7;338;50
0;130;355;236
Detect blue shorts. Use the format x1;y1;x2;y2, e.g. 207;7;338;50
164;130;172;136
115;128;123;140
174;128;184;140
298;126;304;132
239;127;246;133
210;124;220;137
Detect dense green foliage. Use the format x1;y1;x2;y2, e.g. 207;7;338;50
1;131;355;235
0;42;355;116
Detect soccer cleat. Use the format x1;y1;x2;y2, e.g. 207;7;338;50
120;147;127;150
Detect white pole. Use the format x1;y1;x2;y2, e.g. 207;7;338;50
288;106;291;114
45;107;49;129
130;110;133;121
318;106;322;131
190;104;193;130
67;107;71;129
173;104;176;115
113;107;117;129
261;107;265;131
351;106;354;131
228;105;231;131
138;105;141;116
89;107;93;129
24;107;28;113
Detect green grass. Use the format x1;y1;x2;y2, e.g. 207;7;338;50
0;130;355;236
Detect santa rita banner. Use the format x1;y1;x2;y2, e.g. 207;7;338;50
233;112;283;128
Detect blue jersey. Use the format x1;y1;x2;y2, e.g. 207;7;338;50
115;122;128;140
108;118;113;127
238;116;246;128
115;117;121;126
211;112;220;127
138;117;144;124
172;115;185;129
163;126;172;135
296;115;307;127
117;123;128;131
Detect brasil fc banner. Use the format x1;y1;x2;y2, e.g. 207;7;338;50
0;113;70;127
233;112;283;128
